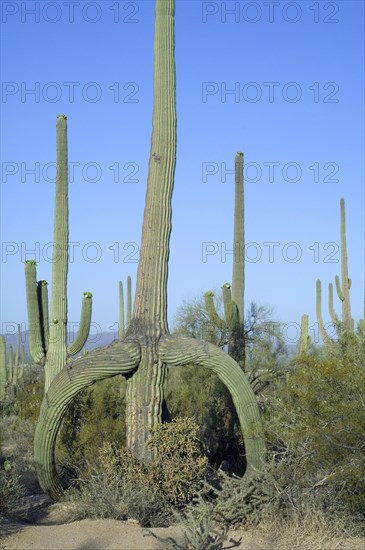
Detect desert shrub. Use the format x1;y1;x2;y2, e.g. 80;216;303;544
148;416;209;505
265;345;365;515
56;375;127;469
0;468;24;511
64;417;208;527
165;366;245;474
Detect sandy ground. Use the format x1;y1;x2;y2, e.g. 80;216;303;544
0;495;272;550
1;496;364;550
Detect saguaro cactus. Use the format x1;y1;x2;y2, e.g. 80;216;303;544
299;314;310;355
315;198;354;343
25;116;93;391
34;0;265;500
0;336;6;401
204;151;245;366
335;198;352;331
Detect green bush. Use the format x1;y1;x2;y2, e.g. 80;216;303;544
56;375;127;468
266;343;365;515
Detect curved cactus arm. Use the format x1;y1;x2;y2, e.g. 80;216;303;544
0;336;6;401
119;281;125;339
335;274;344;301
328;282;339;324
25;261;45;364
67;292;93;356
204;291;226;332
158;335;265;474
34;339;141;499
38;280;49;353
316;279;331;345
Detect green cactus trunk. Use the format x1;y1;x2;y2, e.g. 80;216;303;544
45;115;69;390
338;198;352;331
124;0;176;459
299;314;309;355
0;336;6;401
25;118;93;392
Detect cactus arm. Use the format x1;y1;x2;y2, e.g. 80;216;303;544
204;291;226;331
221;283;239;331
12;324;21;385
119;281;125;339
158;335;265;473
126;276;132;331
34;340;141;499
0;336;6;401
25;261;45;364
38;280;49;353
328;283;339;323
67;292;93;356
231;151;244;326
316;279;331;345
335;274;344;301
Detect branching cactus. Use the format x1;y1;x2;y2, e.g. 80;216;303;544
315;198;355;343
33;0;265;500
25;116;93;391
204;151;245;367
335;198;352;331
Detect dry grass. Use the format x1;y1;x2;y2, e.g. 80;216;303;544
258;500;364;549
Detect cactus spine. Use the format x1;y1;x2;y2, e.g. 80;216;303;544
25;116;93;391
205;152;245;366
34;0;264;499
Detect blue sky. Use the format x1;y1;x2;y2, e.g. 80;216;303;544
1;0;364;347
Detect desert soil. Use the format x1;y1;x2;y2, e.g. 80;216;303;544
0;496;272;550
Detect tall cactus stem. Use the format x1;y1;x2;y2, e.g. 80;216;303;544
316;279;331;345
126;276;132;331
119;281;125;339
338;198;352;330
0;336;6;401
231;151;244;327
299;314;309;355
